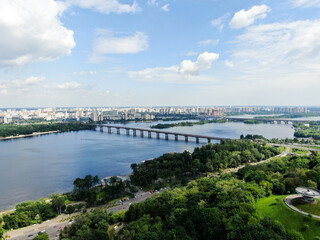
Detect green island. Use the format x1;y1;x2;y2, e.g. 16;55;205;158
3;140;320;240
294;122;320;140
254;112;320;119
243;119;264;124
150;119;227;129
0;123;95;138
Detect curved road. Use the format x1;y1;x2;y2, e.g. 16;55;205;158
5;190;165;240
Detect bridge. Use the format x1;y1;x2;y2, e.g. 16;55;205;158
225;117;312;124
97;124;228;143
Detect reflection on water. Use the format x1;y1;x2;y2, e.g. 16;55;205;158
0;121;294;210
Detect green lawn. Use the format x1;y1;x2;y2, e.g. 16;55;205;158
292;198;320;216
256;195;320;240
291;148;310;155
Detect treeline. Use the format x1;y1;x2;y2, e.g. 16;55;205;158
2;199;58;230
0;123;95;137
130;140;280;187
150;119;227;129
243;119;264;124
71;175;133;207
257;112;320;119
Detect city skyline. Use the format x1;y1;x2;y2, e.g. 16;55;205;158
0;0;320;107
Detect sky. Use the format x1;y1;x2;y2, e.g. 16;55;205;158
0;0;320;107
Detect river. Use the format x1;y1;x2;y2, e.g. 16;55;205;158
0;121;294;210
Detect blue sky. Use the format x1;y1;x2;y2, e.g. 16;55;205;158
0;0;320;107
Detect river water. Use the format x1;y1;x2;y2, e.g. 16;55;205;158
0;121;294;210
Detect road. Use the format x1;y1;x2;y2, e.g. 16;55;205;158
5;190;165;240
268;143;320;152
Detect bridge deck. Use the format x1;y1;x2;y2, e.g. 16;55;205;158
100;124;227;141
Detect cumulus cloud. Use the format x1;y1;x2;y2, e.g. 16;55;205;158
291;0;320;7
66;0;139;14
90;30;148;62
128;52;219;83
229;4;271;29
0;0;75;68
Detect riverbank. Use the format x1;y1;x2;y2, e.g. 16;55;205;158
0;131;60;141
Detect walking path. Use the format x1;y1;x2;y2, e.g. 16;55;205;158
284;194;320;219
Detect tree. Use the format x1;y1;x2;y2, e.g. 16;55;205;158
93;175;99;185
33;233;49;240
51;193;66;215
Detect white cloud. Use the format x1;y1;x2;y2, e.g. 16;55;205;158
90;31;148;62
229;4;271;29
232;20;320;64
224;60;234;68
161;4;170;12
198;39;219;46
0;0;75;68
129;52;219;83
291;0;320;7
57;82;82;89
186;51;199;56
0;76;113;107
226;19;320;102
211;17;224;31
66;0;139;14
147;0;158;6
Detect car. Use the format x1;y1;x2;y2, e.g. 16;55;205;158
28;234;33;237
40;230;46;234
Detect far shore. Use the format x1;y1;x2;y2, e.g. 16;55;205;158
0;131;60;141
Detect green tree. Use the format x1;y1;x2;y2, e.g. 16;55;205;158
51;193;66;215
33;233;49;240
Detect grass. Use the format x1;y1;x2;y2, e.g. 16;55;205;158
256;195;320;240
291;148;310;155
292;198;320;216
308;146;320;150
278;146;287;152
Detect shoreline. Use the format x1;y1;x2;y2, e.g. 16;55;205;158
0;131;60;141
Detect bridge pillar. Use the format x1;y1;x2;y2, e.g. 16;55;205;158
175;135;178;141
165;133;169;140
148;131;151;138
133;130;136;136
156;132;160;139
108;127;111;134
185;136;188;142
117;128;120;134
100;126;103;132
196;137;199;143
140;130;144;137
126;129;129;135
208;138;211;143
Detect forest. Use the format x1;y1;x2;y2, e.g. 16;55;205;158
0;123;95;138
60;153;320;240
130;140;280;187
